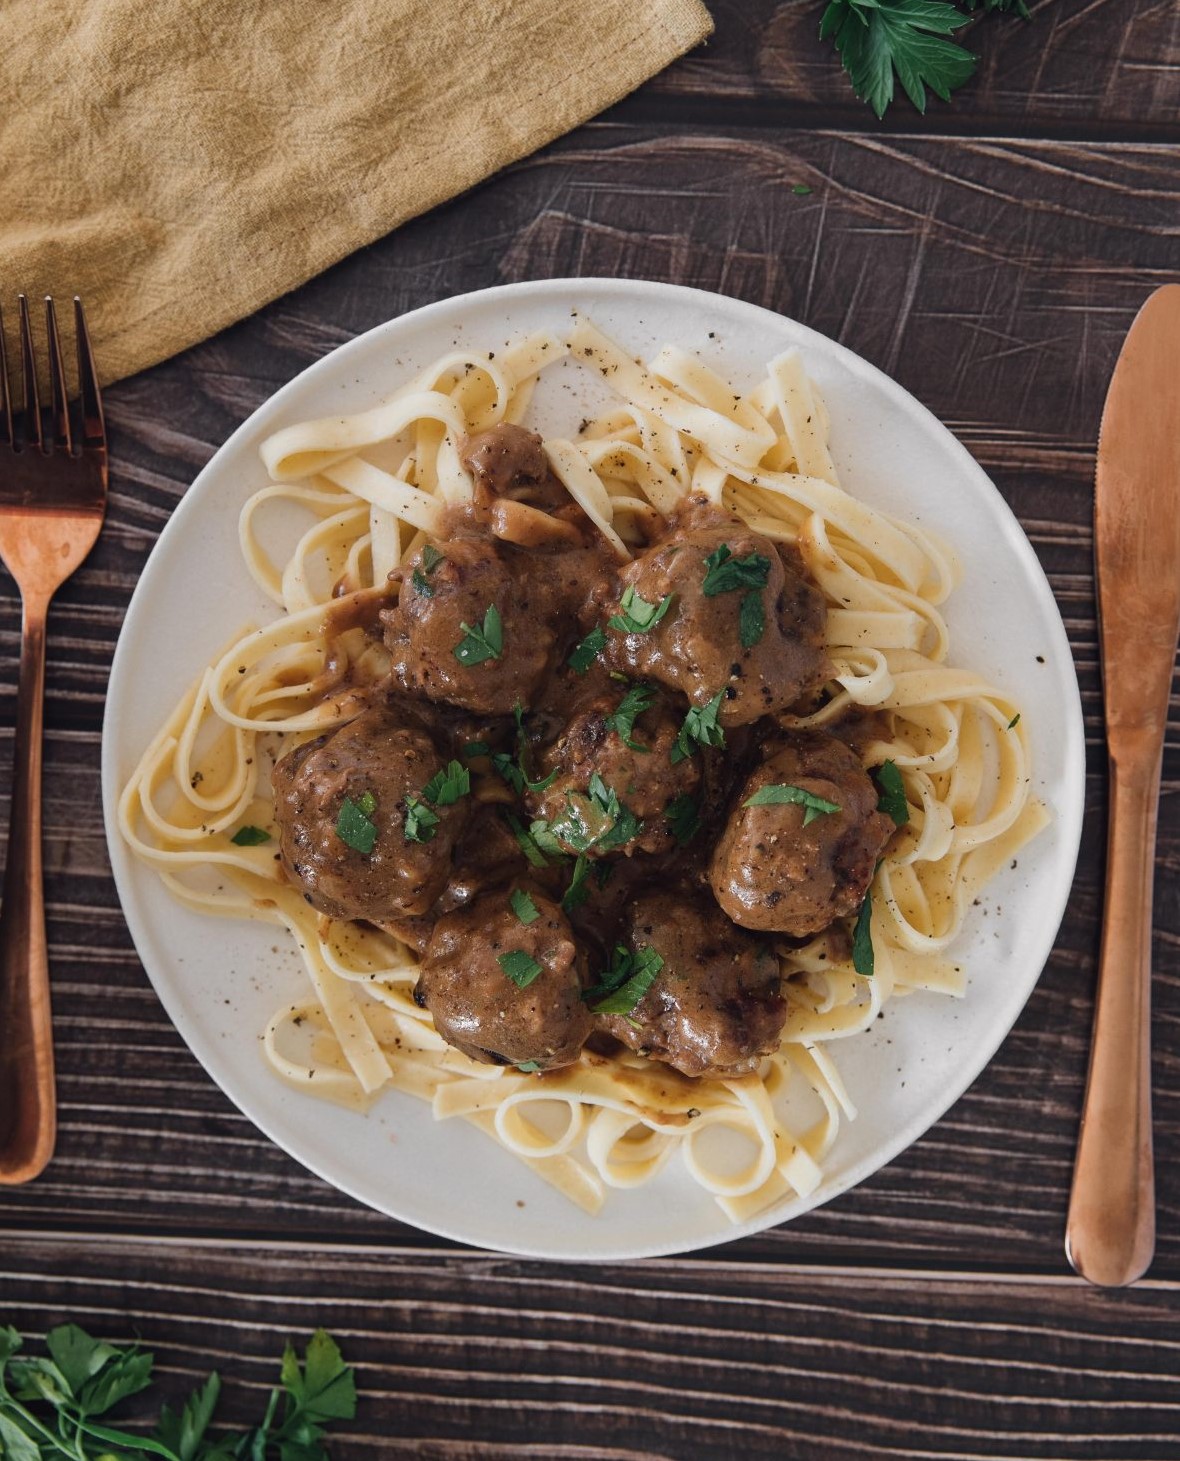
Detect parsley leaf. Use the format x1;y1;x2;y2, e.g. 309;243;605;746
585;944;665;1015
739;589;765;648
549;774;643;855
819;0;976;119
744;783;842;826
230;824;271;846
510;888;540;925
664;793;702;847
504;812;552;867
0;1324;354;1461
403;794;440;844
964;0;1028;12
498;949;545;988
561;853;594;913
670;690;726;764
453;604;503;665
463;740;490;759
1008;712;1021;730
608;585;675;635
337;795;378;854
701;544;771;597
516;1060;541;1073
874;760;909;827
568;624;607;673
852;888;875;976
421;760;470;807
605;683;656;752
411;544;446;597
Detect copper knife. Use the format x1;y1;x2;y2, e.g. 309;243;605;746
1065;284;1180;1287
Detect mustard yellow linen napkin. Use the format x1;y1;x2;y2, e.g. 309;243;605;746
2;0;711;384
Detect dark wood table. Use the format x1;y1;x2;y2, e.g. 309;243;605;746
3;2;1179;1455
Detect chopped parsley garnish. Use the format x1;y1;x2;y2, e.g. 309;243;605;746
548;774;642;854
874;760;909;827
498;949;545;989
664;793;702;847
568;624;607;673
792;183;813;196
584;944;665;1015
453;604;503;665
1007;712;1021;730
504;812;551;868
528;818;568;859
744;783;842;826
411;544;446;597
605;682;656;752
561;853;593;913
357;791;376;816
464;740;490;758
230;825;271;846
491;705;558;794
421;759;470;806
820;0;976;120
670;690;726;764
516;1060;541;1073
402;794;440;844
852;888;875;977
701;543;772;597
739;589;765;648
510;887;540;925
336;795;379;854
608;585;675;635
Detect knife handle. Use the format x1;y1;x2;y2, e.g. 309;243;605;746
1065;737;1160;1287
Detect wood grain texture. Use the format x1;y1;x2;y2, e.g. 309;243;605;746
3;1237;1180;1461
0;127;1176;1277
2;9;1179;1450
0;128;1174;1279
637;0;1180;137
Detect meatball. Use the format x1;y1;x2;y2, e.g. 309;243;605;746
595;889;785;1078
272;706;468;922
709;732;895;936
417;888;591;1069
462;423;553;503
382;535;561;715
526;679;701;858
603;496;827;726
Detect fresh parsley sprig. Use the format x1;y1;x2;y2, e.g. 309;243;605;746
498;949;545;989
567;625;606;674
336;791;378;854
453;604;503;666
701;544;771;597
820;0;976;119
608;586;674;635
852;888;875;976
584;944;665;1016
873;760;910;827
670;691;726;765
744;783;842;826
664;793;702;848
605;683;656;752
0;1324;355;1461
411;544;446;598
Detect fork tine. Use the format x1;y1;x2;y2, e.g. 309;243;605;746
0;303;11;445
44;297;73;454
17;295;42;451
73;298;105;451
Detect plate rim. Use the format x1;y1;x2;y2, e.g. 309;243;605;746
101;276;1087;1259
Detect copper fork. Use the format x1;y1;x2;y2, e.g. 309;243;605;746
0;296;106;1184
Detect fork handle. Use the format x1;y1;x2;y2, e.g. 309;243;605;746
0;595;56;1183
1065;739;1160;1286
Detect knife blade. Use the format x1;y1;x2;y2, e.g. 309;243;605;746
1066;284;1180;1287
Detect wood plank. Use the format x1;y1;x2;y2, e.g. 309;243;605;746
2;1236;1179;1460
0;127;1175;1267
636;0;1180;137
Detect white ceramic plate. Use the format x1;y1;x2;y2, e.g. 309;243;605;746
101;279;1085;1259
